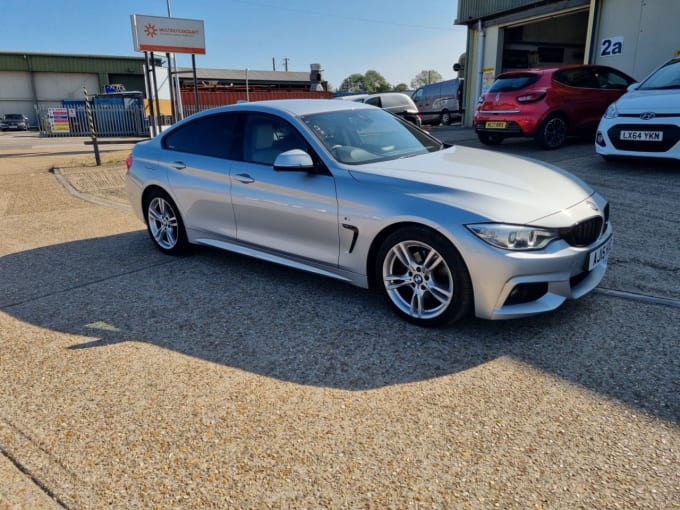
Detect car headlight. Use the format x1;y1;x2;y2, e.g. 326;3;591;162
466;223;559;250
604;102;619;119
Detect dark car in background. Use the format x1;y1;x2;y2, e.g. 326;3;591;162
1;113;30;131
474;65;636;149
412;78;463;126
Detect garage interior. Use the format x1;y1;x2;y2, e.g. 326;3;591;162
500;9;589;71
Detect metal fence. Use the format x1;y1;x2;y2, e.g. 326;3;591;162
37;105;151;138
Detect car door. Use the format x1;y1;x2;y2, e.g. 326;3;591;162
553;68;603;129
162;113;240;239
591;65;636;114
230;113;340;266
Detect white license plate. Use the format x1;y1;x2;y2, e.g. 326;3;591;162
620;130;663;141
588;236;613;271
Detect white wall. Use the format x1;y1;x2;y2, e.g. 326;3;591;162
34;73;99;102
595;0;680;80
0;71;32;100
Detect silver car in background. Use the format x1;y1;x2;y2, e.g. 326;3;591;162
126;100;612;327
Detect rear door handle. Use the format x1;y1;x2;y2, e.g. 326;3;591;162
234;173;255;184
170;161;186;170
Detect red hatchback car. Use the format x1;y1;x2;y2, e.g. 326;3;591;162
474;65;636;149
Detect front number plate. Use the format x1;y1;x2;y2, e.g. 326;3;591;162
620;130;663;141
485;121;507;129
588;236;613;271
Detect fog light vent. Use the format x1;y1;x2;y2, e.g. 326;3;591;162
504;282;548;306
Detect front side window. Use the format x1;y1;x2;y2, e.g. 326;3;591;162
243;114;309;166
592;68;634;89
163;113;240;159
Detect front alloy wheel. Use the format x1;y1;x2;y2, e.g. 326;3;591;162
377;227;472;327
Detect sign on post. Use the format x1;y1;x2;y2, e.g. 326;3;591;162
131;14;206;55
47;108;70;133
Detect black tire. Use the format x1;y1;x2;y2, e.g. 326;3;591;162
536;113;567;149
144;189;189;255
375;226;473;327
440;110;453;126
478;132;504;146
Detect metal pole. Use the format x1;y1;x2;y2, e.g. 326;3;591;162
150;52;161;131
83;87;101;166
245;68;250;102
192;53;199;114
166;0;183;120
166;52;176;123
144;51;157;137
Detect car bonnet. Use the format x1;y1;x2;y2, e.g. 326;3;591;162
615;89;680;114
348;145;594;225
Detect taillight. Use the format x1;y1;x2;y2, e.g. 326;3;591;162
125;153;133;171
517;91;546;103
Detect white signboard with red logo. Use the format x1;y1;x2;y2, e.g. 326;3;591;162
131;14;206;54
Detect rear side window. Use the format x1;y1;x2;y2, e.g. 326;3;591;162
553;68;599;88
489;73;541;92
163;113;240;159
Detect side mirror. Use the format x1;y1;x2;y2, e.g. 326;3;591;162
627;82;640;92
274;149;315;171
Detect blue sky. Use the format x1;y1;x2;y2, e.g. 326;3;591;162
2;0;467;89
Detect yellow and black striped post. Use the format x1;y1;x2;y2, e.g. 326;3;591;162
83;86;101;166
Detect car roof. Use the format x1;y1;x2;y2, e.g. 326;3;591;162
497;64;618;78
189;99;375;119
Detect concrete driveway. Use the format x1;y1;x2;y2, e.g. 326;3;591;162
0;131;678;509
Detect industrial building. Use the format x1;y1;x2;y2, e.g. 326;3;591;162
456;0;680;125
0;51;328;134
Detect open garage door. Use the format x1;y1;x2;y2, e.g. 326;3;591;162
501;9;589;72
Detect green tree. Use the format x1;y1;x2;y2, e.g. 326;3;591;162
394;83;409;92
338;73;366;92
339;70;392;93
410;70;443;89
363;70;391;93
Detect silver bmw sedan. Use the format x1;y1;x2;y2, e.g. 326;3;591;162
126;99;612;327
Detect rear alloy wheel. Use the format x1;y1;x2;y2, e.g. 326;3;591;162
376;227;472;327
145;190;188;255
478;132;504;146
537;113;567;149
440;110;453;126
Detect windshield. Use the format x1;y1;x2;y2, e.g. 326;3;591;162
639;58;680;90
301;108;442;165
5;114;23;120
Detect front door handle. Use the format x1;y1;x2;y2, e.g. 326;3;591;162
171;161;186;170
233;173;255;184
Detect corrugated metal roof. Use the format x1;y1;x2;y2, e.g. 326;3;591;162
457;0;557;24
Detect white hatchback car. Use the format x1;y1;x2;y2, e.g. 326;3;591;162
596;57;680;161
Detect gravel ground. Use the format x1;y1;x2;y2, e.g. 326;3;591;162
0;132;678;509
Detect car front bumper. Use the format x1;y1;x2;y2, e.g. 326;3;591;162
452;221;613;321
596;117;680;160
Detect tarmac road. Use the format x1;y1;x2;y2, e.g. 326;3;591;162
0;130;678;509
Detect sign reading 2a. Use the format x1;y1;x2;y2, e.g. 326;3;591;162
601;36;624;57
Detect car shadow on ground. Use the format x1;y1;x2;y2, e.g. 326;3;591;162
1;231;677;423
